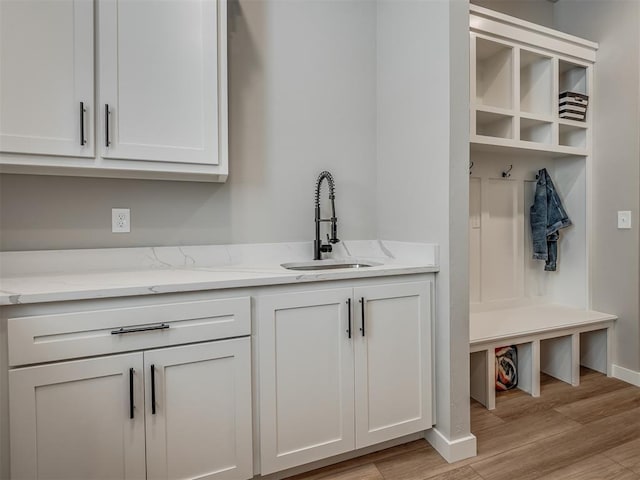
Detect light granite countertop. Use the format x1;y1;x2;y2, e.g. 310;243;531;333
0;240;439;305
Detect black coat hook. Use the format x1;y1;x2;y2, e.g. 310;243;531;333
502;164;513;178
469;161;474;175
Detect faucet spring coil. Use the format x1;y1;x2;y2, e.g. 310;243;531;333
315;171;335;204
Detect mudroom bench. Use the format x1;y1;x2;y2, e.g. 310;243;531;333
469;304;616;410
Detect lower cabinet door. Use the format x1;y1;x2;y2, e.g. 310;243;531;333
144;338;253;480
9;352;146;480
258;288;355;474
353;281;433;448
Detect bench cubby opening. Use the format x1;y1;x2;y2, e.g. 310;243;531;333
580;328;610;375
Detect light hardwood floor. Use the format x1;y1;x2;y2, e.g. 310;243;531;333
285;368;640;480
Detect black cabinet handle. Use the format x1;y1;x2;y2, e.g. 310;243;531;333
359;297;365;336
150;364;157;415
346;298;352;338
111;323;169;335
79;102;86;146
105;104;111;147
129;368;134;419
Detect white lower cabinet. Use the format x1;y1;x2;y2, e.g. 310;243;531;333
9;338;252;480
144;340;253;480
9;352;146;480
258;280;433;475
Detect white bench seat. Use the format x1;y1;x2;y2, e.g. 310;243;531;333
469;304;616;410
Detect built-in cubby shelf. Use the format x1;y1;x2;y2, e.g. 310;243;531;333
469;5;616;410
470;5;595;156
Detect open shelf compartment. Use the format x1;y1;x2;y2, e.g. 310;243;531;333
476;110;514;140
559;122;587;148
520;49;553;116
520;117;553;144
475;37;513;109
559;59;588;96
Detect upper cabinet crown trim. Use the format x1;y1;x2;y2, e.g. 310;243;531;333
470;4;598;62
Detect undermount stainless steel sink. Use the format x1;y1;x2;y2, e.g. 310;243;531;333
281;260;381;271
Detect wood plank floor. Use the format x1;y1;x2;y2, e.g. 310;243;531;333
285;368;640;480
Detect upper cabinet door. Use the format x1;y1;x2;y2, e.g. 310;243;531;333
0;0;94;157
98;0;225;166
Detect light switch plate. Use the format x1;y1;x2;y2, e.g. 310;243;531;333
617;211;631;229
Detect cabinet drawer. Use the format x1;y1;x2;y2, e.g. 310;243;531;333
8;296;251;366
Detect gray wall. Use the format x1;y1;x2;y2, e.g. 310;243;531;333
471;0;554;28
0;0;378;251
377;0;471;443
554;0;640;373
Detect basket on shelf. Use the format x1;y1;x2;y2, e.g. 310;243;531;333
559;91;588;121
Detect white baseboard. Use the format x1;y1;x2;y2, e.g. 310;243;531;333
255;433;423;479
424;428;477;463
612;364;640;387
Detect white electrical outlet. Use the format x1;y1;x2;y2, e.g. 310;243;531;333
112;208;131;233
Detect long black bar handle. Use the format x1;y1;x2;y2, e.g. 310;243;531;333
150;364;156;415
105;104;111;147
111;323;170;335
79;102;86;146
129;368;134;419
359;297;365;337
346;298;352;339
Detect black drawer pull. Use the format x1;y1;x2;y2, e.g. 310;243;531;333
359;297;365;336
79;102;87;146
346;298;352;338
129;368;135;419
151;364;157;415
105;104;111;147
111;323;170;335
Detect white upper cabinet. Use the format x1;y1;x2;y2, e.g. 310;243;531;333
0;0;94;157
0;0;228;181
98;0;222;166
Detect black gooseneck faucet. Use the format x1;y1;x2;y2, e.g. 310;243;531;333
314;171;340;260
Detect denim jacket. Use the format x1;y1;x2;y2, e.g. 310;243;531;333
530;168;572;271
